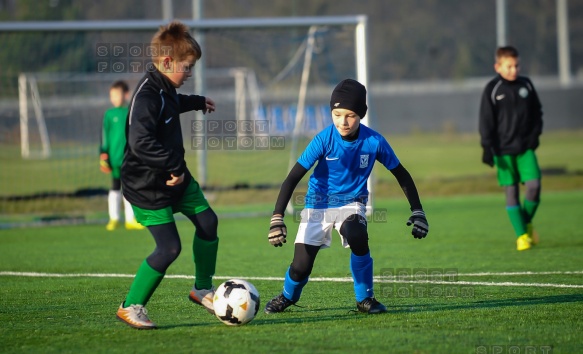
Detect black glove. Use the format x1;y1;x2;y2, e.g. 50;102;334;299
482;148;494;168
407;210;428;239
268;215;287;247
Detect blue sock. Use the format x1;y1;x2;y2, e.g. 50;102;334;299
282;267;308;302
350;252;374;302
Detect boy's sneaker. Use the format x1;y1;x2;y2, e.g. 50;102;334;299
116;303;157;329
189;286;215;314
105;220;119;231
516;234;532;251
264;293;295;314
125;220;145;230
356;297;387;314
526;223;539;245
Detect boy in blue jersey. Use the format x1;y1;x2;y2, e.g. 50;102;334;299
265;79;429;314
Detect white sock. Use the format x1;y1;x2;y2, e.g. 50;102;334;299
123;197;136;223
108;190;122;221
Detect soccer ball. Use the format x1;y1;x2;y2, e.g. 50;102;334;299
213;279;260;326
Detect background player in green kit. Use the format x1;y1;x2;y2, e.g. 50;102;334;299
99;80;144;231
479;46;543;251
116;21;217;329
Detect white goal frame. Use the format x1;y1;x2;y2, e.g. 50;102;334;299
19;73;51;159
2;15;373;210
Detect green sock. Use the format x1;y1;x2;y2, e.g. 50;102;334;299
193;235;219;290
523;199;540;224
506;205;527;237
124;260;165;307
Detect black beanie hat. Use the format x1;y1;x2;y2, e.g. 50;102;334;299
330;79;367;119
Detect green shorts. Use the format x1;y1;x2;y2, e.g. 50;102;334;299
131;178;210;227
494;149;541;186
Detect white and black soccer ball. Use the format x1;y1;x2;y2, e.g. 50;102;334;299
213;279;260;326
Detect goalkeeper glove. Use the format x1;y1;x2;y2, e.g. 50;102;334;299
482;148;494;167
407;210;428;239
268;215;287;247
100;153;112;173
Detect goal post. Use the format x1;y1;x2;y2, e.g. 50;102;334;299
0;16;371;224
19;73;51;159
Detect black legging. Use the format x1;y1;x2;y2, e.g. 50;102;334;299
112;178;121;191
505;179;541;206
288;215;369;282
289;243;320;282
145;208;218;273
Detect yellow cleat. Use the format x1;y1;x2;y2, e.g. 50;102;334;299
526;223;539;246
516;234;532;251
106;220;119;231
125;220;145;230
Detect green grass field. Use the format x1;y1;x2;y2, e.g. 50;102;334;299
2;130;583;197
1;191;582;353
2;130;583;223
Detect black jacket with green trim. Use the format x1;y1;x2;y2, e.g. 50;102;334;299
479;75;543;156
122;67;206;209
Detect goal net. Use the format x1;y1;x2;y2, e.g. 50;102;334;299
0;17;366;226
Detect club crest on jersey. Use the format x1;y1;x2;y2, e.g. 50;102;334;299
359;154;369;168
519;87;529;98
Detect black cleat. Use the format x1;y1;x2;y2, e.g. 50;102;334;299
264;293;295;314
356;297;387;314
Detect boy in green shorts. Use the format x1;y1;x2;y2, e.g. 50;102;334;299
479;46;543;251
117;21;218;329
100;80;144;231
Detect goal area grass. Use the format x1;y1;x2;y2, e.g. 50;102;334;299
1;191;582;353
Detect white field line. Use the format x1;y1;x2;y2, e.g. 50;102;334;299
1;271;582;289
378;270;583;278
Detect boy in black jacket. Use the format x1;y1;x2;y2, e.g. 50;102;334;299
479;46;543;251
117;21;217;329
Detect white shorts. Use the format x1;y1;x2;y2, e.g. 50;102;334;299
294;202;367;249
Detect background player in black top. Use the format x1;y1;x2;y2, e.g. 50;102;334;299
479;46;543;251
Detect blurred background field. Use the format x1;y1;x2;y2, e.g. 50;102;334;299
1;130;582;226
1;0;583;227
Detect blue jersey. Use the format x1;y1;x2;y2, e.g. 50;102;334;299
297;124;400;209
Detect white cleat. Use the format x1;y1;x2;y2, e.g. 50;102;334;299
189;286;215;314
116;303;157;329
